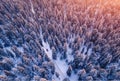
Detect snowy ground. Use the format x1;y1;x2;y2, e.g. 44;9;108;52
30;0;35;14
40;30;78;81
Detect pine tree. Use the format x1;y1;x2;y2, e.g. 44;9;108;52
67;65;72;77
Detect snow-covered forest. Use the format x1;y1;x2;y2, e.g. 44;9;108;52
0;0;120;81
